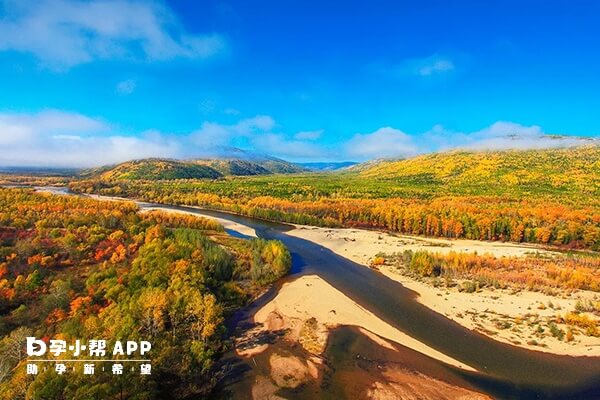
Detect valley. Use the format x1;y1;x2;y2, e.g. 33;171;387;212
1;146;600;399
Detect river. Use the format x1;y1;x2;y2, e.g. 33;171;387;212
34;187;600;399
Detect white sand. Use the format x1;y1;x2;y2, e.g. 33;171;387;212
254;275;476;371
380;267;600;356
288;225;556;263
140;206;257;238
286;225;600;356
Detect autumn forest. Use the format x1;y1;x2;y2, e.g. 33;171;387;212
0;188;290;398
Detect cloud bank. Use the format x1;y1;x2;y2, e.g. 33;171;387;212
0;0;226;68
0;110;179;167
346;122;596;161
0;110;596;167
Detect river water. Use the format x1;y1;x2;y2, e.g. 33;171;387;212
32;187;600;399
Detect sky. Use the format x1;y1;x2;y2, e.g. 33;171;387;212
0;0;599;167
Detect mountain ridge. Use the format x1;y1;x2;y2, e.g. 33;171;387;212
81;155;307;180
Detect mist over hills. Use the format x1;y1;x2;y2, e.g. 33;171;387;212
298;162;358;171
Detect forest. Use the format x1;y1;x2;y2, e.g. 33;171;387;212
68;147;600;251
0;188;290;399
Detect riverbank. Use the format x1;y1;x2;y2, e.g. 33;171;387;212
286;225;600;356
139;202;597;356
39;188;260;238
140;206;258;238
249;275;475;370
95;190;600;356
231;274;490;399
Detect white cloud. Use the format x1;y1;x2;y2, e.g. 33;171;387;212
385;54;456;79
190;115;276;147
52;134;83;141
294;130;322;140
0;109;106;145
423;121;592;152
0;110;179;167
251;133;327;159
116;79;136;95
236;115;275;133
0;0;226;68
418;59;454;76
344;127;418;160
189;115;329;160
0;110;595;167
341;122;596;161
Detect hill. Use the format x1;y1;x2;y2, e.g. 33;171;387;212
78;146;600;202
357;146;600;198
84;159;222;180
83;155;306;181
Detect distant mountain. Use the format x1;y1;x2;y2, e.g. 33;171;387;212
82;153;306;181
201;147;308;174
194;157;305;175
299;162;358;171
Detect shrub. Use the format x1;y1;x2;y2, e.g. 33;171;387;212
409;251;442;277
548;322;565;340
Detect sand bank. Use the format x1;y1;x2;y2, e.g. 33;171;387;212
252;275;476;371
286;225;600;356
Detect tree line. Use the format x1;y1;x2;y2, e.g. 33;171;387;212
70;179;600;251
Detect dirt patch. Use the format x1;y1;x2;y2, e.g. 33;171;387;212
269;354;310;388
220;278;491;399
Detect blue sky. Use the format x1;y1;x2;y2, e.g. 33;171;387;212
0;0;599;166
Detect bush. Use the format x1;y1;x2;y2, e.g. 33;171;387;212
409;251;442;277
460;280;478;293
370;256;386;267
548;322;565;340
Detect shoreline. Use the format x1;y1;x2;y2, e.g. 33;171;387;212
249;274;476;371
286;225;600;357
230;274;491;399
140;206;258;238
